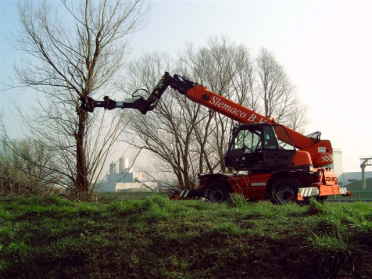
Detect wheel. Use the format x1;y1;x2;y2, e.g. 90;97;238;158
207;182;229;203
271;179;300;205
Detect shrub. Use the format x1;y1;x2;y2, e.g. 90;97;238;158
228;194;247;208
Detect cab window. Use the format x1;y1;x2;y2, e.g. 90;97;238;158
263;126;279;149
235;129;261;153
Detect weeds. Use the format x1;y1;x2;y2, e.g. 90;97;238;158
305;234;364;278
228;193;247;208
307;198;331;215
355;229;372;247
312;216;343;236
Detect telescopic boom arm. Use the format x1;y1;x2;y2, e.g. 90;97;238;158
80;72;316;149
80;72;197;114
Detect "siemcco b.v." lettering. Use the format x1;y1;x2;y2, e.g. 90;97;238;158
209;96;268;123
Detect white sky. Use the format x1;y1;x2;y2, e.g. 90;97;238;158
1;0;372;173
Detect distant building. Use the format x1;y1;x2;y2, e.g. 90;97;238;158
342;172;372;185
95;157;157;192
332;149;372;189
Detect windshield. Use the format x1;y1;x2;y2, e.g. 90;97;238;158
273;125;296;150
234;128;261;153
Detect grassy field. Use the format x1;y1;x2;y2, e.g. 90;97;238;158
1;195;372;278
98;189;372;201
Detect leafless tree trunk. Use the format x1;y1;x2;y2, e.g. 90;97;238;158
8;0;149;196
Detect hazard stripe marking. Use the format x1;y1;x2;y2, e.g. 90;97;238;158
322;155;333;162
299;187;320;197
180;190;190;198
340;188;347;194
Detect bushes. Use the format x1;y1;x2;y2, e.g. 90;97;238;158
0;138;59;197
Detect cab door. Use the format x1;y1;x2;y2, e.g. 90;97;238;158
224;124;296;171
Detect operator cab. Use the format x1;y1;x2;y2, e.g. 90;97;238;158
224;123;296;171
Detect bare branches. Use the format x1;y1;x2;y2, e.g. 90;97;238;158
0;123;62;196
256;48;297;122
122;38;258;188
9;0;150;196
123;38;308;189
14;0;149;98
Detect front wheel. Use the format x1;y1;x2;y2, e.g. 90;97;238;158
271;179;300;205
207;182;229;203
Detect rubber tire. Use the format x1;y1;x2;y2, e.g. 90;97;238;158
271;178;300;205
207;182;229;203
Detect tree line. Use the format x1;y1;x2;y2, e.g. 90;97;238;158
1;0;308;198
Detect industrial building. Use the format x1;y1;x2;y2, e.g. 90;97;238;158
95;157;157;192
332;149;372;189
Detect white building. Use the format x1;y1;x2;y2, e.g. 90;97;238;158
95;157;157;192
332;149;372;189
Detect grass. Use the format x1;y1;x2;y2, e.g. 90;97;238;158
0;195;371;278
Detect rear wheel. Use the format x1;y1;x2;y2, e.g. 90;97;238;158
271;179;300;205
207;182;229;203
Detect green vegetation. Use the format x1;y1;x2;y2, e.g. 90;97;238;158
1;195;372;278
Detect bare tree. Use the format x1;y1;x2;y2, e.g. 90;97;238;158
121;52;200;189
9;0;149;196
255;48;308;131
178;37;257;173
122;38;257;189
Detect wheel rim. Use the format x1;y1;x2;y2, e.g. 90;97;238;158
276;186;295;204
209;188;225;202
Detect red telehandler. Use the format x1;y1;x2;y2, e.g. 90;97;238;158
80;72;351;204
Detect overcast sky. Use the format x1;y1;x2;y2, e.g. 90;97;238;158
1;0;371;173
